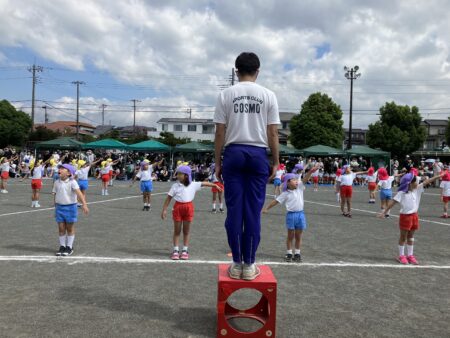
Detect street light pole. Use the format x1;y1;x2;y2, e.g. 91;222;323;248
344;66;361;150
72;81;85;141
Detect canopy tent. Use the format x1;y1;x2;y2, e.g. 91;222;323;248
35;137;84;150
346;145;391;169
300;144;345;157
128;140;171;152
82;138;129;150
174;142;214;153
278;144;303;155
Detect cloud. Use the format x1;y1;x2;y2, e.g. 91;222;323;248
2;0;450;128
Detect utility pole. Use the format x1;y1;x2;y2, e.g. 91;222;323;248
188;108;192;119
231;68;235;86
344;66;361;150
72;81;85;140
28;64;43;131
100;104;107;125
42;105;48;124
131;99;140;137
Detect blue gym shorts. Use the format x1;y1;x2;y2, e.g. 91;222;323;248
286;210;307;230
380;188;392;200
78;179;88;191
55;203;78;223
273;178;282;187
140;180;153;193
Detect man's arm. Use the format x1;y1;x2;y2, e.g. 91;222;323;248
267;124;279;182
214;123;226;182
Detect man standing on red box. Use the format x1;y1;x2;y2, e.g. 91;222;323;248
214;52;280;280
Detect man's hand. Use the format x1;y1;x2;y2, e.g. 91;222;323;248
268;164;278;183
215;164;222;183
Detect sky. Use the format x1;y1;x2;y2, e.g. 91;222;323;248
1;0;450;129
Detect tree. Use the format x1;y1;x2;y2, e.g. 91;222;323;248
289;92;344;149
29;126;61;142
445;118;450;148
366;102;426;157
156;132;189;147
0;100;32;147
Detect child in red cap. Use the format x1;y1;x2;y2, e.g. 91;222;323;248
366;167;377;203
439;170;450;218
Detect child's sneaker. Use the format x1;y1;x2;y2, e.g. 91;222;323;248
180;251;189;260
228;262;242;279
440;214;448;218
397;255;408;264
242;264;260;281
56;246;66;256
63;247;73;256
35;202;40;208
171;250;180;260
293;253;302;262
219;208;225;213
284;253;293;262
407;255;419;265
104;191;109;196
212;208;217;213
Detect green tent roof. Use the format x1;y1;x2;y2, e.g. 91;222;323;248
82;138;129;150
301;144;345;157
174;142;214;153
36;137;84;149
346;145;390;157
128;140;171;152
279;144;303;155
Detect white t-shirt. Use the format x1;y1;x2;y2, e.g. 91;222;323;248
214;81;280;148
100;165;111;175
76;167;90;180
340;173;356;186
378;177;395;190
276;182;305;212
393;184;424;214
367;174;377;183
52;178;80;205
275;169;284;179
1;162;10;173
440;181;450;197
32;165;43;179
311;170;319;178
168;182;202;202
136;167;153;182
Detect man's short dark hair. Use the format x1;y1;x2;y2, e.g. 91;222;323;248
235;52;260;76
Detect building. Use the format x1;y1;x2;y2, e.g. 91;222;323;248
278;112;296;145
115;125;156;139
36;121;96;136
93;125;114;137
148;118;215;142
344;128;368;147
421;119;448;150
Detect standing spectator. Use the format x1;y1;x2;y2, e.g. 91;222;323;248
433;161;442;187
214;52;280;280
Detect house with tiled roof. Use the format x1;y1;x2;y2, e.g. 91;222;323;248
35;121;96;136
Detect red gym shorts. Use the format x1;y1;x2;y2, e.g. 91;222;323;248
313;176;319;184
340;185;353;198
31;179;42;190
101;174;110;182
368;182;377;191
173;201;194;222
211;182;224;193
1;171;9;180
443;196;450;203
399;213;419;231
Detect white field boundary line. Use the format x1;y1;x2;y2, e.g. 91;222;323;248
0;255;449;269
0;192;168;217
303;199;450;227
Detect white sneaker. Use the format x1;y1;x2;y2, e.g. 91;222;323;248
31;203;35;208
35;203;40;208
101;190;105;196
242;264;261;281
1;190;8;194
228;262;242;279
104;191;109;196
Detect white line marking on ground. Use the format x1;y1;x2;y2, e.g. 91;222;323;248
0;255;448;269
0;192;167;217
303;200;450;227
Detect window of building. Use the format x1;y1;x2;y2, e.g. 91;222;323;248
162;124;168;131
174;124;183;132
188;124;197;132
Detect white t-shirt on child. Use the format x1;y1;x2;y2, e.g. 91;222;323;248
136;168;153;182
52;178;80;205
168;182;202;202
339;173;356;186
214;81;280;148
276;182;305;212
378;177;395;190
440;181;450;197
275;169;284;179
393;184;424;214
